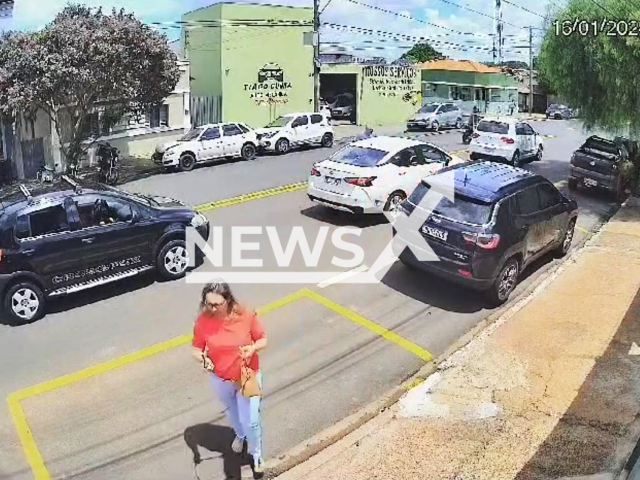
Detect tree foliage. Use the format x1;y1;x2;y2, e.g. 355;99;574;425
399;42;445;64
538;0;640;135
0;4;180;166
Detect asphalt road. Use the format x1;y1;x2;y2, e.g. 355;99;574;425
0;120;620;480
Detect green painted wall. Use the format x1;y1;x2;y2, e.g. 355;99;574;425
322;64;422;126
422;70;518;88
183;5;222;99
222;4;313;127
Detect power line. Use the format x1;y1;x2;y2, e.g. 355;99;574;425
502;0;545;19
431;0;527;29
588;0;616;16
319;0;334;14
343;0;497;37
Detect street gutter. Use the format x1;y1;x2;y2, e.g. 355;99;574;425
265;198;623;479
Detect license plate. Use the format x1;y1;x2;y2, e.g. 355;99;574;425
583;178;597;187
324;176;341;186
484;145;496;151
422;225;448;241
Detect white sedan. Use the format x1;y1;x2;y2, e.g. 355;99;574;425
307;136;466;214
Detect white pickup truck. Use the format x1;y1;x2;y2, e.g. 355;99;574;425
153;122;259;172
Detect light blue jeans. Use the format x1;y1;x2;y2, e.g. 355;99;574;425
210;371;263;463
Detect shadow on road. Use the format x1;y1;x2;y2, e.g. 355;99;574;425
301;205;389;228
514;285;640;479
184;424;253;480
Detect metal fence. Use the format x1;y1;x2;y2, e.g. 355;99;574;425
190;96;221;128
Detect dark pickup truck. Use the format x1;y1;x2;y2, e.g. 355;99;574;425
568;135;635;199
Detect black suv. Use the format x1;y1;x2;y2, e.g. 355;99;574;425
0;178;210;324
394;161;578;304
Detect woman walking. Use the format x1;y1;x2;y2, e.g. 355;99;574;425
192;282;267;478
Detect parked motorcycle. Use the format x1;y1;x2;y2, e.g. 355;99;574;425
96;141;120;185
462;114;483;145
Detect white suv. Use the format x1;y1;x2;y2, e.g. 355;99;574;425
153;122;259;172
469;117;544;168
255;112;334;155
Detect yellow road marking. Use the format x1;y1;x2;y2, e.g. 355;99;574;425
577;225;589;234
196;182;307;213
302;289;433;362
403;377;426;391
8;289;430;479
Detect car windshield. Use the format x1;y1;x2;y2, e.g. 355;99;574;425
179;128;203;141
477;120;510;135
267;116;292;128
330;146;388;167
409;182;494;225
418;105;438;114
335;96;352;107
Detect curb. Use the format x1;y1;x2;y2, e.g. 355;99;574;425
266;200;620;479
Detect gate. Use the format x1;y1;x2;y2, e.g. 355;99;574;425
21;137;45;178
190;96;222;128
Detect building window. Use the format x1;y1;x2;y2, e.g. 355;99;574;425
450;86;461;100
149;105;169;128
422;83;437;98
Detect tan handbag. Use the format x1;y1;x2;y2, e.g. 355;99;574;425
239;359;262;398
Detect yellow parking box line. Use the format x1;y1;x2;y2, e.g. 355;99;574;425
301;289;433;362
7;395;50;480
8;288;432;480
7;289;307;480
196;182;307;213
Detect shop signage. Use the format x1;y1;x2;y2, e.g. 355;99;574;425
244;63;292;105
363;65;418;99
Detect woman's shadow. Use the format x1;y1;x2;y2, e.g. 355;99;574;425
184;424;254;480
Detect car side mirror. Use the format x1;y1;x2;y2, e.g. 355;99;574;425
131;211;141;224
436;111;443;115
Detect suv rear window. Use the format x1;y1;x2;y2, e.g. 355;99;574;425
477;120;509;135
409;182;494;225
583;137;619;155
330;146;388;167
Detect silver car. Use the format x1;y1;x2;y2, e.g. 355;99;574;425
406;103;463;132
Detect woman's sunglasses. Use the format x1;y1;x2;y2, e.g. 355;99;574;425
206;300;227;310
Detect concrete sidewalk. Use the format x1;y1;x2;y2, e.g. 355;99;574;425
276;197;640;480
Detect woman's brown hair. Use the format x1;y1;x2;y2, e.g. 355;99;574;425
200;281;245;316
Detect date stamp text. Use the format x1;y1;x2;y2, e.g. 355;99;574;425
553;18;640;37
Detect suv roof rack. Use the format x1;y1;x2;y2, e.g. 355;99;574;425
61;175;83;194
19;184;33;202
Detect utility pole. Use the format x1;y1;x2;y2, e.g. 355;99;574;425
313;0;320;112
495;0;503;64
529;26;533;114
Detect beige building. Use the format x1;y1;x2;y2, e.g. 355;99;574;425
1;59;190;179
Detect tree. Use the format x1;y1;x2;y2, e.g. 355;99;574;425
399;42;444;64
486;60;529;69
539;0;640;185
0;4;180;168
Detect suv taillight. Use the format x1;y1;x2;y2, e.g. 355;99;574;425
345;176;376;187
311;167;321;176
462;232;501;250
501;137;515;144
0;249;3;263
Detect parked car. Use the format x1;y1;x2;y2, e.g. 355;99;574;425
0;177;209;324
406;103;464;132
307;136;466;214
469;117;544;167
546;104;572;120
568;135;636;200
256;112;334;155
394;161;578;305
328;93;355;120
153;122;259;172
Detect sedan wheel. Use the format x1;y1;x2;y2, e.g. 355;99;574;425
275;139;290;155
241;143;256;161
536;146;543;161
555;219;576;257
179;153;196;172
431;121;440;132
384;192;406;216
